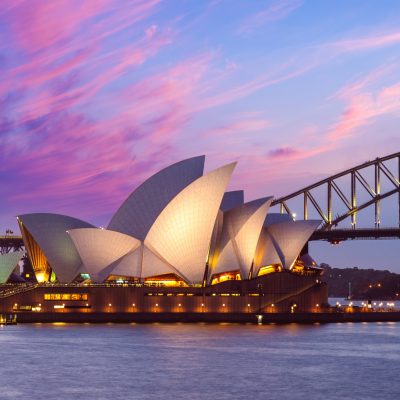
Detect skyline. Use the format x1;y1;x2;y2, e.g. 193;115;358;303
2;1;400;270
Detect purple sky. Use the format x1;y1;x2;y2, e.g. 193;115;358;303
1;1;400;270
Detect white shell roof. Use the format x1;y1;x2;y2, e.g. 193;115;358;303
108;156;205;240
267;220;321;269
105;244;179;279
145;162;236;284
0;251;24;283
17;213;94;283
68;228;141;282
253;228;282;276
213;197;273;278
141;245;179;278
207;210;224;274
106;246;143;278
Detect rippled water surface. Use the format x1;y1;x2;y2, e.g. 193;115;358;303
1;322;399;400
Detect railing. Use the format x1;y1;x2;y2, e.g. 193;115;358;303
0;283;39;298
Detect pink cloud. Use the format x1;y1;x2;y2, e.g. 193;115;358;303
205;117;271;138
268;147;299;159
329;30;400;53
327;68;400;142
238;0;302;34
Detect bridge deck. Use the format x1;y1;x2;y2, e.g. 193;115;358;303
310;228;400;242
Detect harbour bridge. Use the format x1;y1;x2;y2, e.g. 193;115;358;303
1;151;400;254
272;151;400;243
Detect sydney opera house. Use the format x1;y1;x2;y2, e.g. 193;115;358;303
0;156;327;321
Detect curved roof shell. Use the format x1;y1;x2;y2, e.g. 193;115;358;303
141;246;179;278
104;245;178;279
145;163;236;284
18;213;94;283
0;251;24;283
212;197;273;278
68;228;141;282
253;228;282;276
108;156;205;240
267;220;321;269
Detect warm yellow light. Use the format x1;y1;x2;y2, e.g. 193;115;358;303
155;303;158;307
36;272;47;283
258;265;278;277
178;303;181;307
132;303;135;307
222;303;225;307
271;304;275;307
247;303;250;307
108;303;112;307
201;303;204;307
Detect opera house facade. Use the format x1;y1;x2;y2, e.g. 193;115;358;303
0;156;327;321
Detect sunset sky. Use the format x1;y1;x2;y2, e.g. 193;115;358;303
1;0;400;270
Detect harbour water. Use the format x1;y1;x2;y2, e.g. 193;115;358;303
0;322;399;400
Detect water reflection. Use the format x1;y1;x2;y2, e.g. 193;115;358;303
0;322;399;400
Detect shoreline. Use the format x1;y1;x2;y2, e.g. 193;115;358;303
5;311;400;324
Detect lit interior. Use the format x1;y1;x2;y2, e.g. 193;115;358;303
258;264;282;276
144;273;188;287
211;270;241;285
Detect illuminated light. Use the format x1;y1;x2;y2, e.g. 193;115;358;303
155;303;158;307
201;303;204;307
222;304;225;307
108;303;112;307
316;304;319;307
247;304;251;307
132;303;135;307
258;265;278;277
86;304;89;307
35;272;47;283
178;303;181;307
53;305;65;309
271;304;275;307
